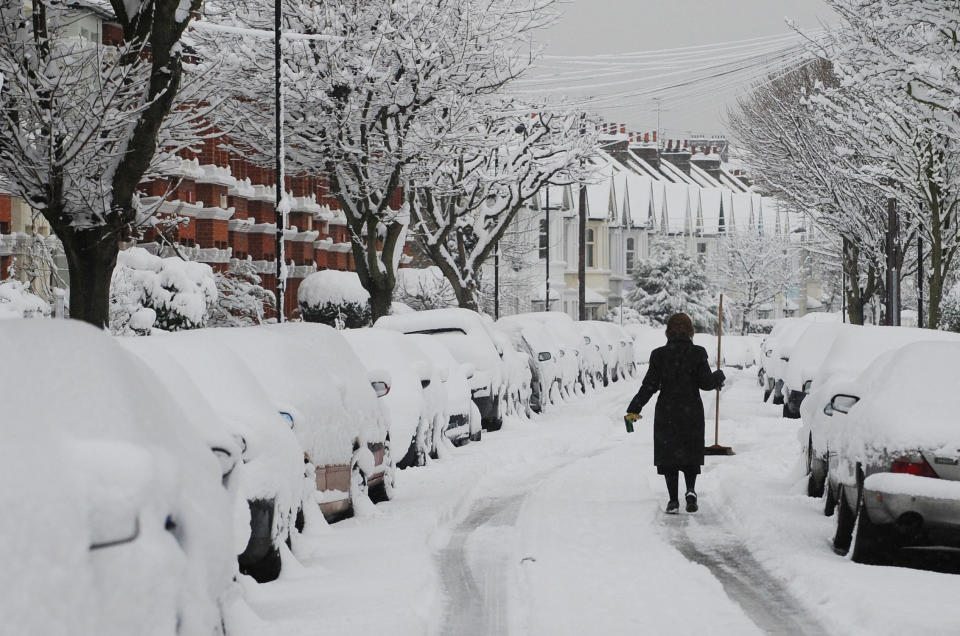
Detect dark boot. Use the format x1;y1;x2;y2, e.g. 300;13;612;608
666;499;680;514
685;491;698;513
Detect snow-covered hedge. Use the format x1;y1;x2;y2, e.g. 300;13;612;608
110;247;217;335
298;270;371;328
0;280;51;319
208;260;274;328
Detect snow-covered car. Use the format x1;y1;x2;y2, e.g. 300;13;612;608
345;328;447;467
0;320;235;634
780;322;847;419
825;342;960;563
722;335;760;370
573;321;607;388
130;330;305;582
596;321;638;380
407;333;482;446
800;325;960;499
577;321;616;386
375;308;506;430
497;312;584;397
193;324;394;520
490;328;534;416
760;318;811;403
495;317;562;412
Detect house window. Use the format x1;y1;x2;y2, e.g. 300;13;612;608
586;228;595;268
625;237;635;273
539;218;548;259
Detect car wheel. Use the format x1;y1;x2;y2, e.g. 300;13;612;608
470;428;482;442
763;388;772;402
832;487;855;555
806;439;824;499
483;417;503;432
369;442;395;503
850;495;890;565
823;472;837;517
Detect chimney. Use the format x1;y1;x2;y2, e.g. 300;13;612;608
644;132;649;142
620;124;627;134
652;131;657;143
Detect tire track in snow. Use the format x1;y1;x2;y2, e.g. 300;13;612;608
436;445;617;636
664;509;830;635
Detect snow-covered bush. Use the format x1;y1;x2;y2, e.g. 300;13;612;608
298;270;371;329
208;260;274;328
628;240;718;332
110;247;217;335
0;279;51;319
394;267;456;311
604;306;649;326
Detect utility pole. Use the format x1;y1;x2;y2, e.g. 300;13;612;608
578;113;586;320
885;194;900;326
918;235;924;328
494;241;500;320
273;0;285;322
545;187;550;311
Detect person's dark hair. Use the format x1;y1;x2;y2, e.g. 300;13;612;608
665;313;695;340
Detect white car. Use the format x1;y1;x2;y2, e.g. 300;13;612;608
780;322;847;419
497;313;584;398
129;331;306;582
0;320;235;634
760;318;811;403
495;317;562;412
800;325;960;499
407;334;482;446
824;342;960;563
490;328;534;416
344;328;447;467
375;308;506;430
187;325;395;520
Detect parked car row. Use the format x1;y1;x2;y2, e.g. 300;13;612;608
759;316;960;564
2;308;640;631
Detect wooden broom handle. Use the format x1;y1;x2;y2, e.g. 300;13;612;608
715;294;723;446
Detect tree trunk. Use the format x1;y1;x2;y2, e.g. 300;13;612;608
843;240;864;325
59;225;120;328
451;277;480;312
368;281;394;322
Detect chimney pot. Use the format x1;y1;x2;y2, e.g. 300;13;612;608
620;124;627;134
653;131;658;142
644;132;649;142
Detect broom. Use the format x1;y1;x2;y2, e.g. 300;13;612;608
705;293;735;456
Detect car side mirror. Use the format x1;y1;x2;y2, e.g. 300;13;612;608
460;362;476;379
826;394;859;416
537;351;551;362
371;380;390;398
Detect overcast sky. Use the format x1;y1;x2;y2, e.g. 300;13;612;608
527;0;837;138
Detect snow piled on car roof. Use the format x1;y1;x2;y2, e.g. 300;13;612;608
839;341;960;459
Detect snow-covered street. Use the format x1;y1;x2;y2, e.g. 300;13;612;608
235;371;960;636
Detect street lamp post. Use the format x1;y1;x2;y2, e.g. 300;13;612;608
544;186;550;311
273;0;285;323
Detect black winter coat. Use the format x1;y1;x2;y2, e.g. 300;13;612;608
627;337;724;468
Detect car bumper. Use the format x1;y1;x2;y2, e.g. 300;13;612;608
864;473;960;544
446;413;471;445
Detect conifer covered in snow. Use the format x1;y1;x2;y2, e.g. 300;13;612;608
629;240;718;332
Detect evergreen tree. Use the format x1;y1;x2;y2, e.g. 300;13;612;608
208;261;275;328
629;240;718;332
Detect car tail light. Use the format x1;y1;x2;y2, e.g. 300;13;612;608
891;455;938;478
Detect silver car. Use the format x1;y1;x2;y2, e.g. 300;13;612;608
824;342;960;564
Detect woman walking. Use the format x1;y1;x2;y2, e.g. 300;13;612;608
625;313;725;514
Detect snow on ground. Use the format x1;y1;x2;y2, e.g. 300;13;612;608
240;367;960;636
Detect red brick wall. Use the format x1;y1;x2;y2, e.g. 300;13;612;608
0;194;11;234
196;183;228;209
0;255;10;280
176;180;196;204
229;230;248;260
247;233;275;262
228;195;248;219
196;218;228;250
288;212;312;231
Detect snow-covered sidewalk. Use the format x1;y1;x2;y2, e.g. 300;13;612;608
238;369;960;636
